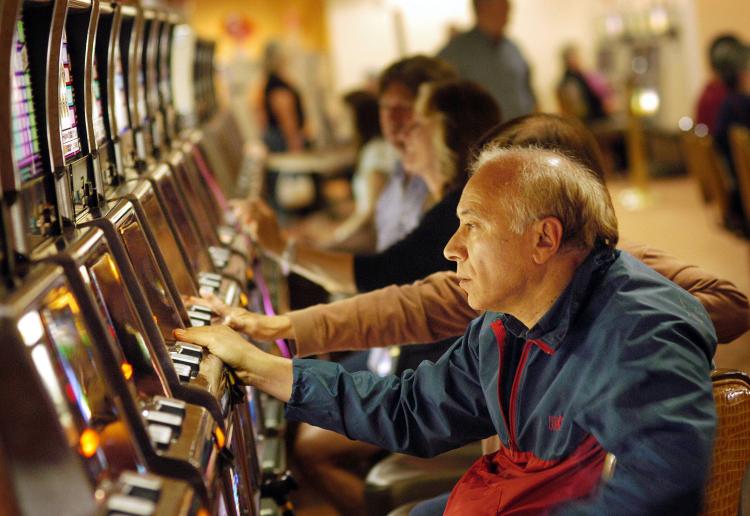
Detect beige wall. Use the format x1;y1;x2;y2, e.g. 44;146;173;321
185;0;329;61
694;0;750;84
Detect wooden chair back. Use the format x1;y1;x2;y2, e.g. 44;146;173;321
701;369;750;515
729;126;750;234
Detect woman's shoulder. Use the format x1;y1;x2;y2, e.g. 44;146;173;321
360;138;398;173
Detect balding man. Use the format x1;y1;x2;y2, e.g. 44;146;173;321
177;147;716;514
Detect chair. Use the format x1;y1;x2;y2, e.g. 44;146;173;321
363;442;481;516
728;126;750;235
681;131;735;222
701;369;750;516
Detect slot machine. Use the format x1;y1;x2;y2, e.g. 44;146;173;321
3;1;258;513
95;0;138;187
0;264;200;515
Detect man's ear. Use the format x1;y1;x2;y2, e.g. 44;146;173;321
531;217;563;264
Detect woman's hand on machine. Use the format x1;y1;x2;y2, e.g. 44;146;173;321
233;198;287;257
184;294;295;341
173;325;293;402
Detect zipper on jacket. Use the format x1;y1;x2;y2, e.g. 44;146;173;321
490;320;512;448
508;341;534;451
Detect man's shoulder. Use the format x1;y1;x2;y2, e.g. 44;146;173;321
437;28;482;57
589;251;716;348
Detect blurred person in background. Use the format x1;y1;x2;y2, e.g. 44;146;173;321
438;0;536;122
696;33;743;134
556;43;613;123
374;56;457;251
325;90;398;251
260;40;307;153
714;42;750;235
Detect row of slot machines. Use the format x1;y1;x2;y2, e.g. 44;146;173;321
0;0;290;515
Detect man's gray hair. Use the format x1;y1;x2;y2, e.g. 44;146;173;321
470;145;619;250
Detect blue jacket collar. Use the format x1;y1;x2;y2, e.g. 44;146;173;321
495;246;618;350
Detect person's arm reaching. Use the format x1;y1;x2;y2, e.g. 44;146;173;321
621;240;749;343
174;326;294;402
175;321;495;458
289;271;478;356
238;198;357;294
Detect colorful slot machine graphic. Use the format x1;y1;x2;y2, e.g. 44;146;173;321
11;20;44;183
59;31;81;161
92;57;107;146
113;45;129;135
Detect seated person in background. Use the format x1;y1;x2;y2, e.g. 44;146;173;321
556;43;612;123
325;90;398;251
696;33;743;134
238;79;501;297
371;56;456;251
714;42;750;234
177;146;718;515
260;40;307;153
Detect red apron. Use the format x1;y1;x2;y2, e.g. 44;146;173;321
445;435;605;515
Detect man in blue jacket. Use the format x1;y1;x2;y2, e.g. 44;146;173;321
176;147;717;514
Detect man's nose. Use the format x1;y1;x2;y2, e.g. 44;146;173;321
444;231;464;262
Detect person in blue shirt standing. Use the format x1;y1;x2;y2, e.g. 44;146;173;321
438;0;536;122
176;147;716;515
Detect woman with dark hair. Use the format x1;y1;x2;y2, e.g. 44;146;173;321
328;90;397;248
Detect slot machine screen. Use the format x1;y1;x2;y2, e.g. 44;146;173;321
156;176;214;275
11;19;44;183
174;162;218;247
91;56;107;146
60;31;82;162
113;45;129;136
115;209;185;338
139;189;199;297
20;285;138;482
158;24;172;108
83;242;168;400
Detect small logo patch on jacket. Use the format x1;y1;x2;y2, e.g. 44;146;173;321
548;415;563;431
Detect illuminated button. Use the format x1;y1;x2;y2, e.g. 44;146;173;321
173;363;192;382
175;342;203;358
147;423;172;449
200;272;222;282
79;428;100;458
107;493;156;515
143;409;183;431
186;310;211;323
153;396;186;417
118;471;162;502
170;352;200;367
188;304;213;315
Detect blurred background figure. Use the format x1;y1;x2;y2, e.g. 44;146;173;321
260;40;308;153
696;33;743;135
437;0;536;121
556;43;614;123
714;41;750;234
326;90;398;251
